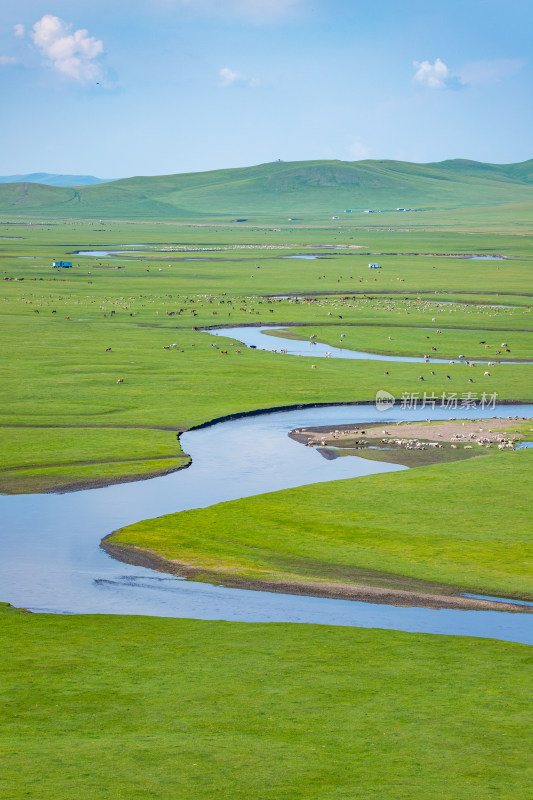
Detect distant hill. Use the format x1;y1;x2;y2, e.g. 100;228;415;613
0;159;530;219
0;173;113;187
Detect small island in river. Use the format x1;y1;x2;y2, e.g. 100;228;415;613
290;417;532;467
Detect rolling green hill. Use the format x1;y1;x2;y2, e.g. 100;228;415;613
0;158;531;219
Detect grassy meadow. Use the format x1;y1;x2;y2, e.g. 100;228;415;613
111;450;533;599
273;323;533;360
1;167;532;799
1;215;531;493
1;603;532;800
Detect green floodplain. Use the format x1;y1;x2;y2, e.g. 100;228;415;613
1;160;532;797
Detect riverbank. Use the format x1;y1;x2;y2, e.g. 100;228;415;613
264;323;533;363
105;447;533;609
100;535;532;612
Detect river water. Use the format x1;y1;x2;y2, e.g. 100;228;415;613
1;401;532;644
206;325;531;364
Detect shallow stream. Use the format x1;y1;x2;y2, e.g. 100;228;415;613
207;325;531;364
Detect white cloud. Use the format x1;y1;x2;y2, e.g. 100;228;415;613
0;55;19;66
412;58;452;89
413;56;526;91
219;66;259;87
348;137;371;161
30;14;104;82
13;24;25;37
219;67;243;86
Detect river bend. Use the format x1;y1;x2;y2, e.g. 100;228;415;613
1;403;532;645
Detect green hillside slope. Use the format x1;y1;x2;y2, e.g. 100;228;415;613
0;158;531;219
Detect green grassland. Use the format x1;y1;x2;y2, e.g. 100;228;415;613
272;324;533;360
1;603;532;800
400;293;533;307
0;308;531;493
1;165;533;800
2;220;532;297
110;450;533;599
0;426;188;493
0;211;531;492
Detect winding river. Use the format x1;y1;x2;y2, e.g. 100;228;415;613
2;397;532;643
206;325;531;364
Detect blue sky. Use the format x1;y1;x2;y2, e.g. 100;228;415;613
1;0;531;178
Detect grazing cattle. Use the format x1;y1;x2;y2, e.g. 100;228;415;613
221;350;228;354
116;378;123;383
311;364;317;369
446;375;451;380
484;371;490;376
105;347;112;352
